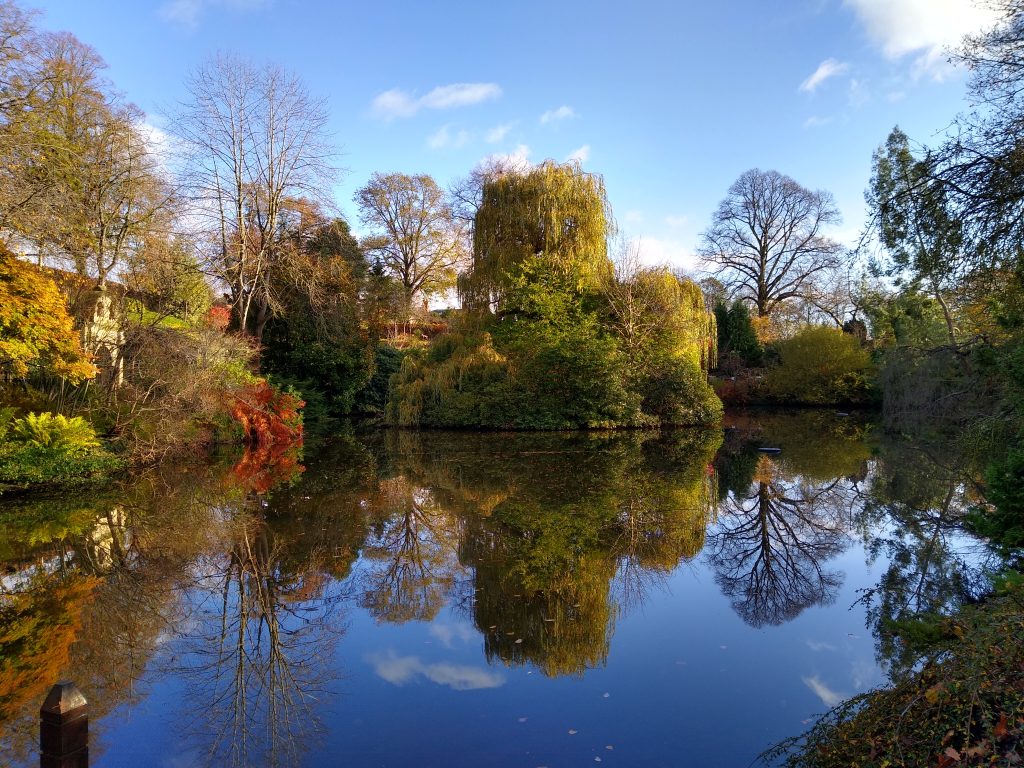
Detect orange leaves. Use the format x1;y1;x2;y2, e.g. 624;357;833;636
204;304;231;332
226;379;305;493
0;249;97;383
228;439;304;494
994;712;1010;740
228;379;304;448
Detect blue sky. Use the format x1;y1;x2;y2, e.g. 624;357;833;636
30;0;999;271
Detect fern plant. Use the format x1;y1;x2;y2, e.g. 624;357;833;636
9;412;101;452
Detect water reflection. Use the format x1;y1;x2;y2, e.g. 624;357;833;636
0;413;1003;767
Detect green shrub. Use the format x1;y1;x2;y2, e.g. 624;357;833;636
387;324;645;430
642;357;723;426
714;300;762;368
0;444;123;488
8;413;101;452
355;345;405;415
969;448;1024;548
0;412;121;489
765;326;873;405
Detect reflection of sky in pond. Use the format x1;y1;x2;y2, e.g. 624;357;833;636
0;414;1001;767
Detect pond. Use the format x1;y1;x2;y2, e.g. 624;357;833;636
0;412;1000;767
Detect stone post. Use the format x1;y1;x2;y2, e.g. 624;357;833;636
40;681;88;768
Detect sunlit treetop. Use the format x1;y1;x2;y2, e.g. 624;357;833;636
466;161;614;308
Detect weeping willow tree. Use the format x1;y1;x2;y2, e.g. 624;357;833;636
388;159;723;429
461;160;614;311
626;268;717;370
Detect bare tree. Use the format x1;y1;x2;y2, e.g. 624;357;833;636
355;172;467;314
173;55;336;341
699;168;842;318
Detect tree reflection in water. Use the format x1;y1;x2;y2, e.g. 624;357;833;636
0;414;1008;767
708;455;852;627
171;509;347;768
854;441;999;674
359;477;465;623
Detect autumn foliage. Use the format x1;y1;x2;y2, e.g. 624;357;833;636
0;249;96;383
204;304;232;332
228;379;304;447
223;378;306;491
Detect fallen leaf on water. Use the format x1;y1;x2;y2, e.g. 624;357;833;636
605;745;614;750
594;758;602;763
515;638;524;644
518;717;528;723
602;693;610;698
944;746;961;761
568;729;578;735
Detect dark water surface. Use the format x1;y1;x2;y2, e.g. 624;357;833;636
0;412;999;767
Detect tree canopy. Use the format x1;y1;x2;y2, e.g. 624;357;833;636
700;168;842;318
0;248;95;383
355;172;465;313
465;161;613;311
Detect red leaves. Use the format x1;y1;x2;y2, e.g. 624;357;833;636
994;713;1010;740
229;439;303;493
204;304;231;331
228;379;304;448
225;379;305;492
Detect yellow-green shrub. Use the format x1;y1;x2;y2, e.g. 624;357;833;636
765;326;873;405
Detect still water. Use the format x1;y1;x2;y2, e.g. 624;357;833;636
0;412;998;767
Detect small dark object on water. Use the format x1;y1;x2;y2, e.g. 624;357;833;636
758;447;781;454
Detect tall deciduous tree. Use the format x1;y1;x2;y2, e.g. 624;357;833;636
699;168;842;318
355;172;465;314
174;55;336;341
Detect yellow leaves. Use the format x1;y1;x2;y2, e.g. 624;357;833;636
0;249;96;384
925;682;945;704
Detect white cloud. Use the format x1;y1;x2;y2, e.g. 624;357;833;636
803;675;844;707
624;210;645;224
540;105;576;124
137;119;173;165
428;622;476;648
371;83;502;121
368;651;505;691
158;0;267;27
799;58;850;93
803;115;834;129
566;144;591;163
427;124;471;150
805;640;838;652
421;83;502;110
664;214;689;229
629;236;700;272
848;78;870;107
484;143;532;170
486;123;514;143
844;0;1000;79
